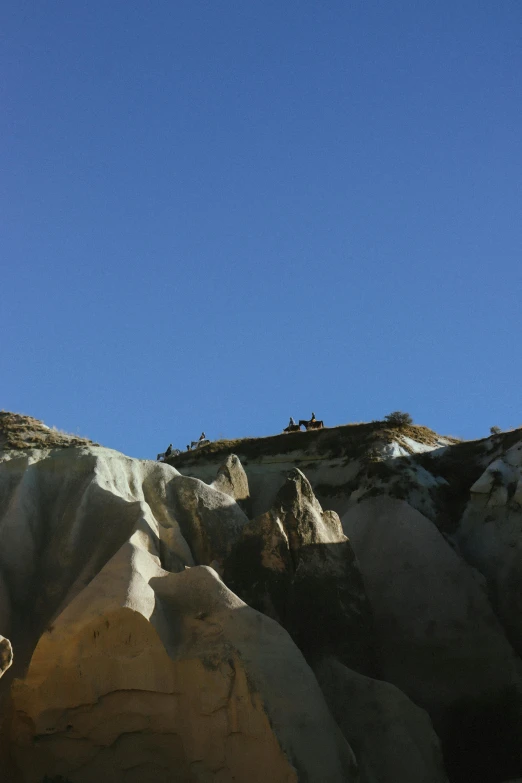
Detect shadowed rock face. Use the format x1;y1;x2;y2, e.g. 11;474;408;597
168;473;249;571
457;439;522;657
2;417;522;783
10;562;354;783
342;497;522;783
316;656;449;783
342;498;522;716
223;468;377;675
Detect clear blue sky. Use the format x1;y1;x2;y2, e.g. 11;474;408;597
2;1;521;458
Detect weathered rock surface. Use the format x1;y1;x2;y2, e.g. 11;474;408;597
211;454;252;516
316;656;449;783
457;438;522;655
0;443;356;782
169;474;249;572
224;468;376;673
342;496;522;781
11;554;355;783
3;413;522;783
168;421;455;518
0;448;192;645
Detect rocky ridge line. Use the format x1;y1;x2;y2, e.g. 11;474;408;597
1;413;522;783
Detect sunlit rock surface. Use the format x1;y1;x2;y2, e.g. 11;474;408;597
1;412;522;782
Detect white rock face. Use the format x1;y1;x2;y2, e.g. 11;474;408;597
341;497;522;724
211;453;251;515
0;445;357;782
316;656;449;783
172;430;452;519
457;437;522;655
400;435;454;454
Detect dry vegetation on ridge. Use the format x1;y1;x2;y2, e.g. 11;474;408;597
167;419;459;467
0;411;96;451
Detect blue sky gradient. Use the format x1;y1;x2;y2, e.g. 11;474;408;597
2;1;521;457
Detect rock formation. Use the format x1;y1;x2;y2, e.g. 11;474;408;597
342;496;522;781
0;636;13;679
11;562;354;783
211;454;252;516
457;437;522;655
223;468;376;674
1;412;522;782
316;656;449;783
341;497;522;720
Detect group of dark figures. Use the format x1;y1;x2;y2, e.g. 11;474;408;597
283;413;324;433
157;432;209;461
157;415;323;461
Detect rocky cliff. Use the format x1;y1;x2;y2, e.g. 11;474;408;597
1;412;521;783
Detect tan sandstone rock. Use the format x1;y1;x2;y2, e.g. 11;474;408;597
0;445;357;783
0;447;248;657
10;549;356;782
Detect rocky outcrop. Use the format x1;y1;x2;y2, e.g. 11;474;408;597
211;454;252;516
11;555;355;783
3;413;522;783
457;438;522;655
0;443;357;783
316;656;449;783
0;410;96;451
342;496;522;781
224;469;375;673
0;448;193;642
168;420;455;518
341;496;522;708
